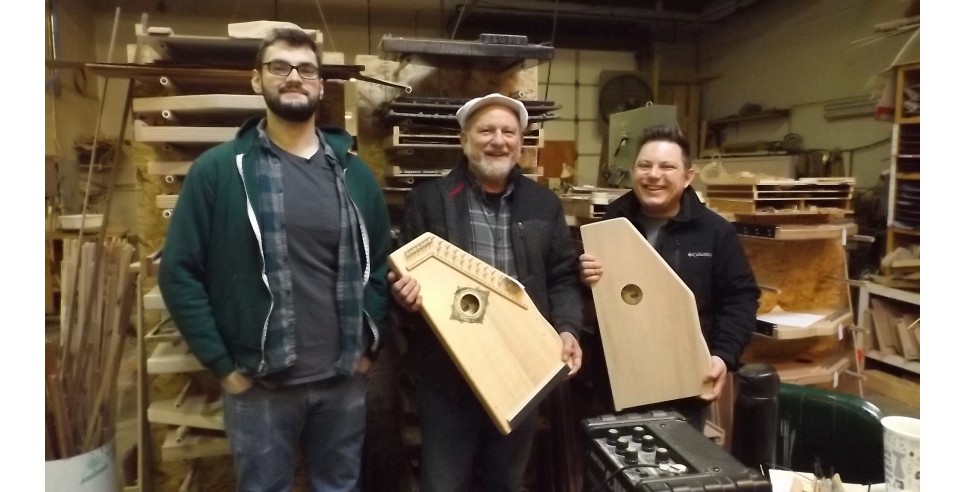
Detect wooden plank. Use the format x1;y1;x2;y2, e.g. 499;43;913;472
147;341;204;374
769;351;851;386
895;314;919;360
388;232;568;435
869;298;900;356
145;317;182;343
133;94;265;114
148;394;224;430
866;350;920;374
160;428;231;462
155;194;179;209
580;218;712;410
143;284;166;310
863;369;919;408
386;126;544;149
134;124;237;144
387;165;451;178
756;309;852;340
147;160;193;177
734;223;853;241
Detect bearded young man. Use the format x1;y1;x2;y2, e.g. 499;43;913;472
158;28;391;492
388;93;584;492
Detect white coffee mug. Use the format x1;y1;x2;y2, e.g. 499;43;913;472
882;415;920;492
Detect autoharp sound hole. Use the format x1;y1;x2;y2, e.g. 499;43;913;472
459;293;481;316
621;284;643;305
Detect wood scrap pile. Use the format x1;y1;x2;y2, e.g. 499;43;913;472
46;237;137;460
875;246;920;290
867;296;920;364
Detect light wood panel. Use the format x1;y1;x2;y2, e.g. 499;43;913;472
580;218;712;410
133;94;265;114
160;428;230;462
134;124;237;144
147;394;224;431
388;232;568;435
147;341;205;374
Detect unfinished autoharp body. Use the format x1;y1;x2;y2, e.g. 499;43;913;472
580;217;712;410
389;232;568;435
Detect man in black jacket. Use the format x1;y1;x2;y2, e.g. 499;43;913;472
579;124;760;429
389;93;583;492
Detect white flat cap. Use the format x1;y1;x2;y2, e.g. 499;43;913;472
455;93;529;131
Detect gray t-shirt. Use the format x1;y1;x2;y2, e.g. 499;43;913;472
640;215;668;248
267;142;342;385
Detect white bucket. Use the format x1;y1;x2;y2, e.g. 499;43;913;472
45;441;118;492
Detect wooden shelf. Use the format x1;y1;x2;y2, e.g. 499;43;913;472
147;341;204;374
148;395;224;431
708;108;790;127
734;223;855;241
378;34;553;71
385;126;544;149
861;281;920;305
886;63;920;254
854;279;921;404
134;124;237;144
865;350;920;375
755;309;852;340
143;285;166;311
160;428;231;462
894;63;920;123
133;94;265;115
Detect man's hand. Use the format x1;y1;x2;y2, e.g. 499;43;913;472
356;355;373;375
560;332;583;377
220;370;253;395
579;253;603;286
700;356;727;401
388;271;422;312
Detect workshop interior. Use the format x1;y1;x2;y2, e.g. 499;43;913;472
44;0;921;490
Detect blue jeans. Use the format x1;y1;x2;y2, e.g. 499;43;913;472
222;374;367;492
417;382;537;492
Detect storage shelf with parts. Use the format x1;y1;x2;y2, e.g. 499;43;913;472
705;177;855;215
855;282;920;376
137;282;232;492
378;33;553;71
886;63;920;254
738;218;857;387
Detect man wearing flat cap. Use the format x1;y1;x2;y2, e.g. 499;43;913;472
389;93;584;491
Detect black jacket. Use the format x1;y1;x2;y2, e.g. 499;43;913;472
399;159;584;390
604;187;760;370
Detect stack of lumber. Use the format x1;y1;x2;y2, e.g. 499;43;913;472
875;246;920;290
867;295;920;366
46;238;137;460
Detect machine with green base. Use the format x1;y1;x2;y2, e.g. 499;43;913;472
602;103;679;188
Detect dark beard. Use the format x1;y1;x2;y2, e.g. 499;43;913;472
264;92;318;123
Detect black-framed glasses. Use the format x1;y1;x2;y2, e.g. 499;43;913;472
262;60;321;80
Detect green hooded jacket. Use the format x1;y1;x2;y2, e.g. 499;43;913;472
158;118;391;380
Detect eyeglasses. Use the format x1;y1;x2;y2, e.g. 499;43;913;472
262;60;321;80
